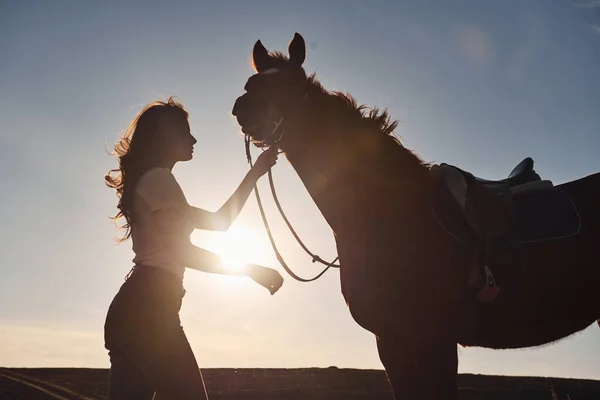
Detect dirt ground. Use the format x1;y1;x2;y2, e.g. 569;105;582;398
1;367;599;399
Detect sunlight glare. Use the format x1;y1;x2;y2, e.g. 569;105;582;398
202;226;271;274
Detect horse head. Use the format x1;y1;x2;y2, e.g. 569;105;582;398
232;33;310;150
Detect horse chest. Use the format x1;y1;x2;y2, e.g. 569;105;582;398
336;227;410;333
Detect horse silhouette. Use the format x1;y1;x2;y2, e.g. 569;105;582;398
232;32;600;400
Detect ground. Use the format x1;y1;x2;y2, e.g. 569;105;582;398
0;367;599;399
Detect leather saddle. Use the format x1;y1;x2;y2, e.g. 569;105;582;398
431;158;554;241
473;157;541;186
430;158;556;302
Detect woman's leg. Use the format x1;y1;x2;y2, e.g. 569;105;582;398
107;345;155;400
106;317;207;400
134;322;208;400
105;267;208;399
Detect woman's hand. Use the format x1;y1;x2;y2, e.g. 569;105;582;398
251;147;278;178
192;147;279;232
246;264;284;295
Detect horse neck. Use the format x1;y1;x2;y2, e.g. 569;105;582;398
280;92;430;237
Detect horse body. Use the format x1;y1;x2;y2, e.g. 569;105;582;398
232;33;600;399
461;172;600;349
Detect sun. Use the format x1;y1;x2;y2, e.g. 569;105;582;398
199;225;271;274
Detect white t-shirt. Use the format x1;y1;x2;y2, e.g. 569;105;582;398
131;167;193;280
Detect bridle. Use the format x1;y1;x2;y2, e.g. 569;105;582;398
244;94;341;282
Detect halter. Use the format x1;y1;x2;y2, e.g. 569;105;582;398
245;100;340;283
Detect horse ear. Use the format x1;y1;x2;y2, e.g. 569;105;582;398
252;40;270;72
288;33;306;66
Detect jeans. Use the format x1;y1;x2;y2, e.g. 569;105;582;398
104;265;208;399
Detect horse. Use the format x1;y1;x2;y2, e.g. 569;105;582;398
231;33;600;399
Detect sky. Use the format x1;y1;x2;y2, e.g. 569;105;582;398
1;0;600;380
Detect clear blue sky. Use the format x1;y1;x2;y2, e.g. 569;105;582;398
1;0;599;379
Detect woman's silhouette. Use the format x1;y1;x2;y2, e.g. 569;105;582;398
103;97;282;399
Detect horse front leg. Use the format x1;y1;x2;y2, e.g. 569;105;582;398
376;330;458;400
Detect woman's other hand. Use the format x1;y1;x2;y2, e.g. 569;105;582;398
246;264;284;295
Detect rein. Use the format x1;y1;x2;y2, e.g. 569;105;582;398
245;121;340;283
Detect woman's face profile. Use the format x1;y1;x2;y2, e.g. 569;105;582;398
157;115;197;164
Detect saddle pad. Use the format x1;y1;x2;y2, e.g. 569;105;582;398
430;185;581;245
511;188;581;243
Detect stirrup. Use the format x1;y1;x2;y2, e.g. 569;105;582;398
476;265;500;303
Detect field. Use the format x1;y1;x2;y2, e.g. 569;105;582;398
1;367;600;399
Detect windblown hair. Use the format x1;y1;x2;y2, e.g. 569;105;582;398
105;97;188;242
265;51;423;163
309;74;399;136
265;52;397;130
313;77;431;187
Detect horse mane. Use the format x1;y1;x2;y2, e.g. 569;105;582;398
264;52;430;171
317;79;399;137
306;73;431;171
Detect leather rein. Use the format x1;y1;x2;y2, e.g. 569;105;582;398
245;119;340;283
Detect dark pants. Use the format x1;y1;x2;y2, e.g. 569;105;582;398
104;265;208;400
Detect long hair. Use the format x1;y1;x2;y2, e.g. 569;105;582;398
105;97;188;242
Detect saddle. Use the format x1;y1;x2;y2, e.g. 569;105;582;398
430;158;558;302
432;158;553;237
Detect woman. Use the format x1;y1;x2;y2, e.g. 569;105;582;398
104;97;283;399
